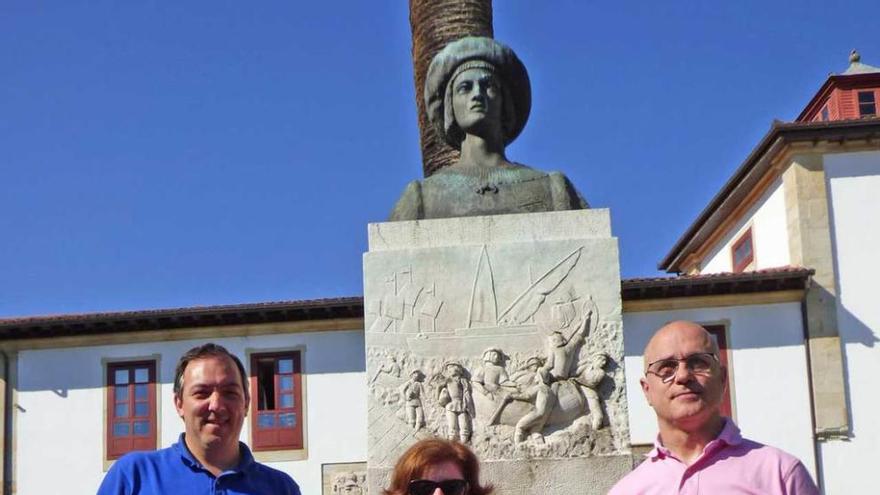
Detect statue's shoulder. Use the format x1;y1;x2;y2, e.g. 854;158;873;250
388;180;424;221
504;163;549;183
547;171;590;210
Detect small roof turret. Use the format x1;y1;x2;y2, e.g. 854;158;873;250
842;49;880;75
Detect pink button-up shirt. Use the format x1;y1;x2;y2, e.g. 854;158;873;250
608;419;819;494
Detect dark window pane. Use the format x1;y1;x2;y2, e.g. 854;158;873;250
114;370;129;385
134;384;148;400
280;393;294;409
278;359;294;374
113;422;130;437
134;402;149;417
134;368;149;384
258;413;275;429
858;92;876;116
279;413;296;428
279;376;293;391
115;385;129;402
133;421;150;437
256;359;276;411
821;107;829;121
734;237;753;267
115;404;129;418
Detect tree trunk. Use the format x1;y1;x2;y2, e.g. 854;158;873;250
409;0;493;177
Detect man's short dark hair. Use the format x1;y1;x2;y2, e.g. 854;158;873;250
173;343;250;401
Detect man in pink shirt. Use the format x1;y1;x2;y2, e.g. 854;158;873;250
609;320;819;494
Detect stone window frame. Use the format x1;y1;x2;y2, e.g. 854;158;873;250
249;349;305;453
105;359;158;460
702;322;736;420
730;227;755;273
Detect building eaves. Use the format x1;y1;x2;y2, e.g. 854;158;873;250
0;268;813;340
622;266;813;301
0;297;364;341
658;118;880;273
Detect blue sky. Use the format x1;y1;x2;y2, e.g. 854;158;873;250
2;1;878;317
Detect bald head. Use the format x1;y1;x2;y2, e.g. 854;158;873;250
643;321;718;369
640;320;728;435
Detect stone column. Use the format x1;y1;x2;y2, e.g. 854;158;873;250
783;153;849;439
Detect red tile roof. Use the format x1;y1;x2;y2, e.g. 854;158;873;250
622;266;814;300
0;297;363;339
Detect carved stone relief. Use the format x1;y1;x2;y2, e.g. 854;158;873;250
365;238;628;464
367;265;444;334
322;463;368;495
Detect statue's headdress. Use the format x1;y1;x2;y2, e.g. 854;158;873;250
425;37;531;149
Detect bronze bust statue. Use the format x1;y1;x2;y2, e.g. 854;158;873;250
390;37;588;221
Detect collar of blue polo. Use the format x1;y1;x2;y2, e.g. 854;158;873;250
173;433;256;476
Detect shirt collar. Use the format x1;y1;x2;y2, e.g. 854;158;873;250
647;417;741;460
174;433;256;474
714;417;743;446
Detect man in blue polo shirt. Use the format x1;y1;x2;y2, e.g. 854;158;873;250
97;343;301;494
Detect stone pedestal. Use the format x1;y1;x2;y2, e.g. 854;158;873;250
363;210;632;494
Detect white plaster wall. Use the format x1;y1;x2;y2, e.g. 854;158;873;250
820;150;880;494
13;329;367;495
701;178;791;273
622;302;817;479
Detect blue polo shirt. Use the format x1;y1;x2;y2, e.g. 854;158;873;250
97;434;301;495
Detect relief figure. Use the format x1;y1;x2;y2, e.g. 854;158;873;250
332;472;367;495
542;298;596;382
437;362;475;443
471;347;512;400
574;352;609;430
399;369;426;431
506;367;555;444
370;356;401;385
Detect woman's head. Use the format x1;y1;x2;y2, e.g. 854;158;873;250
384;439;493;495
425;37;530;150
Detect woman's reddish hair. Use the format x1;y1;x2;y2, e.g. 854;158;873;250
384;439;493;495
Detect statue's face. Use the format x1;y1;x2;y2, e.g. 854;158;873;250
485;350;500;364
451;67;503;136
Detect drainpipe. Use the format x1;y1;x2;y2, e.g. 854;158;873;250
0;350;10;495
799;282;823;493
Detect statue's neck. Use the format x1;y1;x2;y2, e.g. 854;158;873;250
457;133;508;168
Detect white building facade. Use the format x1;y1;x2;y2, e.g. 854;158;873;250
657;53;880;491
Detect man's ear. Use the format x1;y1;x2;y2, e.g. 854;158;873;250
173;394;184;419
640;376;653;407
720;365;729;392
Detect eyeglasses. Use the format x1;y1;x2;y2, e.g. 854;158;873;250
645;353;718;383
408;479;469;495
